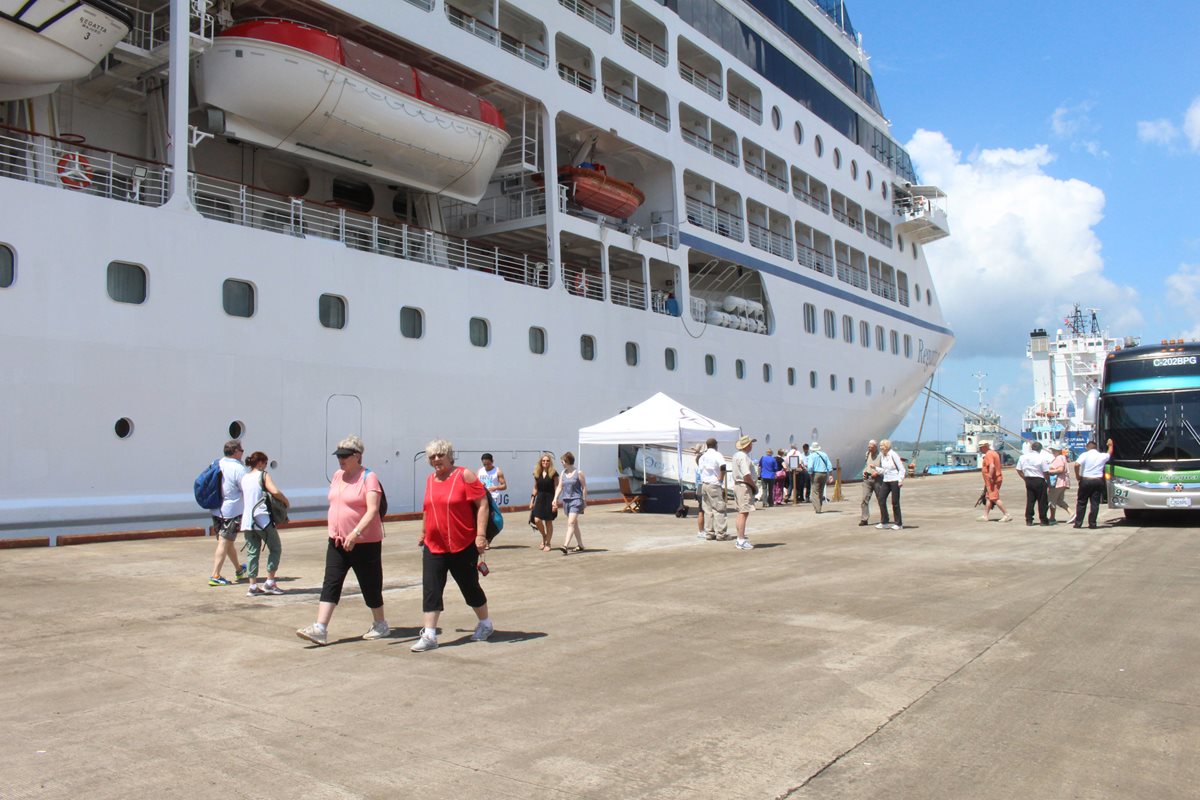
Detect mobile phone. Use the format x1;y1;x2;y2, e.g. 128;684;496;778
477;561;489;577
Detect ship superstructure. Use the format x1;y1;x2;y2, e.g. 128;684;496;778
0;0;953;539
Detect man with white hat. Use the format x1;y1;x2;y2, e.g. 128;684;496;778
730;435;758;550
977;441;1012;522
805;442;833;513
1045;442;1073;525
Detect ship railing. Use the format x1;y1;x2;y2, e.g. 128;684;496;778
794;186;829;213
443;186;546;230
404;0;435;9
681;129;739;166
832;207;864;232
748;222;793;260
446;4;547;68
603;87;669;131
0;124;171;206
898;286;910;307
869;274;898;301
678;61;722;99
621;26;667;66
117;0;215;52
834;258;868;289
558;0;615;33
744;161;787;192
865;226;893;247
650;222;679;249
500;31;549;69
610;277;647;310
797;242;835;277
557;63;595;92
189;173;549;289
562;263;605;301
497;136;539;173
685;197;743;241
727;92;762;124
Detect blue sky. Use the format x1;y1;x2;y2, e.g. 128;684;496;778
854;1;1200;441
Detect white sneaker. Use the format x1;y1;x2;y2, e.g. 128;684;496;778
977;515;990;522
296;624;327;646
362;621;389;640
411;632;438;652
696;531;707;539
735;538;754;550
874;523;886;530
246;584;266;597
890;523;902;530
1001;515;1013;522
262;582;284;595
471;620;494;642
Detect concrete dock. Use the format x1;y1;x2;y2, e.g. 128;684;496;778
2;472;1198;799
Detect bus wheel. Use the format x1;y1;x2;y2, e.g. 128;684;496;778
1123;509;1145;521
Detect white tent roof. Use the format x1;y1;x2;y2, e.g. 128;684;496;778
577;392;741;445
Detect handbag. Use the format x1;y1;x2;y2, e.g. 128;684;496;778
261;473;289;526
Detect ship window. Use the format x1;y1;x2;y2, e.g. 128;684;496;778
912;242;918;259
848;377;856;394
793;122;803;144
926;289;932;305
866;380;873;396
400;307;424;339
529;326;547;355
859;320;870;348
904;334;913;358
830;374;837;391
866;170;873;190
107;261;146;304
803;303;816;334
626;341;639;367
787;367;796;386
469;317;490;348
0;244;13;287
890;330;899;355
319;294;347;329
823;309;836;339
762;363;772;383
223;279;255;317
875;325;885;351
581;334;596;361
833;148;841;169
705;354;716;376
665;347;677;371
114;418;134;439
809;370;817;388
814;135;823;158
897;233;905;251
331;178;374;213
882;182;889;200
842;314;854;343
771;105;782;130
229;420;245;439
735;359;745;379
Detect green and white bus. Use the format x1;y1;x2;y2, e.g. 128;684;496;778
1095;341;1200;517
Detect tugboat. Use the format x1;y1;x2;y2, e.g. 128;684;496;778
925;373;1010;475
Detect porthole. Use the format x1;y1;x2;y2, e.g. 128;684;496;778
107;261;147;304
469;317;490;347
823;308;836;339
866;170;873;190
665;347;677;371
803;303;817;334
904;334;913;358
850;160;858;180
814;135;823;158
229;420;245;439
915;283;921;301
787;367;796;386
1;243;15;288
580;334;596;361
832;148;841;169
705;353;716;376
400;306;424;339
809;370;817;388
897;234;905;251
848;377;856;393
762;363;772;383
625;341;639;367
881;183;888;200
912;242;918;259
875;325;885;351
771;105;782;130
842;314;854;344
866;380;873;396
114;417;134;439
222;279;255;318
793;121;803;144
926;289;932;305
529;326;546;355
830;374;837;391
318;293;347;329
890;330;899;355
735;359;745;379
859;320;870;349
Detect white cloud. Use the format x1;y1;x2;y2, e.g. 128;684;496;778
1184;97;1200;151
1050;102;1107;158
1165;263;1200;307
1137;96;1200;152
906;129;1142;359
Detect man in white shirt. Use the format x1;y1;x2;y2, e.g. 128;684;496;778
209;439;248;586
1073;438;1115;529
1015;441;1052;526
697;438;730;540
478;453;508;507
730;436;757;550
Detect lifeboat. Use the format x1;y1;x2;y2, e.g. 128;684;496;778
0;0;132;101
195;19;510;204
537;163;645;218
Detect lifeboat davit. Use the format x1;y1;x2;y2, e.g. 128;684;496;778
538;163;645;219
195;19;510;204
0;0;132;101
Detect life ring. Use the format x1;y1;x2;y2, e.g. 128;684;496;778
57;152;94;190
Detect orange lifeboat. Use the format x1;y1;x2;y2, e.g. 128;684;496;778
539;163;645;219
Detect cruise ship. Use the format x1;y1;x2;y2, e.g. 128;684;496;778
0;0;953;540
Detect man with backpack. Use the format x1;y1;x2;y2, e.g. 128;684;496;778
208;440;248;586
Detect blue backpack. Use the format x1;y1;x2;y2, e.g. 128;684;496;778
485;490;504;541
194;459;223;510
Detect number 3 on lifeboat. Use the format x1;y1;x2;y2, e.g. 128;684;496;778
57;152;94;190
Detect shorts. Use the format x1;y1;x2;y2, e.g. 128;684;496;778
214;516;239;541
561;497;585;515
985;482;1001;502
733;483;755;513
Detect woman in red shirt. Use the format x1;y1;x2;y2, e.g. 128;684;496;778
412;438;494;652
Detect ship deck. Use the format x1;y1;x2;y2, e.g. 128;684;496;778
3;472;1198;799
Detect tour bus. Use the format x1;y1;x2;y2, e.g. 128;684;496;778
1091;341;1200;518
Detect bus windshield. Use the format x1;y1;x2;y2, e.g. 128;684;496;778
1103;389;1200;465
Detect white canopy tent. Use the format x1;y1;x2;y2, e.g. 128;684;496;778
577;392;741;482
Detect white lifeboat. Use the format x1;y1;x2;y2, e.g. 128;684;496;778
195;19;511;204
0;0;132;101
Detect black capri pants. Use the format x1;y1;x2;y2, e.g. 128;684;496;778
320;539;384;609
422;545;487;613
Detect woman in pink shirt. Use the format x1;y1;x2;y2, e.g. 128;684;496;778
1046;442;1074;525
411;438;494;653
296;435;388;646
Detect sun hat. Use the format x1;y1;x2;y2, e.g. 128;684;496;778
735;435;756;450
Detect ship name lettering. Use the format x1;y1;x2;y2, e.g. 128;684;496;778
917;339;940;368
1152;356;1197;367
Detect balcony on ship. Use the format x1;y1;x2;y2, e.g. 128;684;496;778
620;2;668;67
892;184;950;243
868;258;899;303
742;140;788;193
556;34;595;93
830;190;864;233
445;0;548;69
792;167;830;214
561;233;606;301
864;210;893;247
834;242;869;290
684;171;743;243
687;252;771;335
795;223;835;277
601;61;670;131
747;201;793;260
677;38;722;100
680;105;739;166
608;246;647;311
727;71;763;125
559;0;614;34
